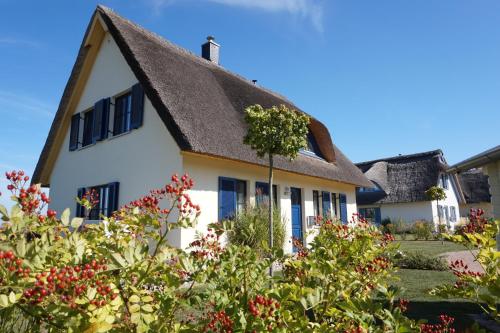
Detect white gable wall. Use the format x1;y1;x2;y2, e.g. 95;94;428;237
49;33;183;246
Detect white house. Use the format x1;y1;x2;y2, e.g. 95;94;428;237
32;6;371;253
355;150;465;230
449;145;500;220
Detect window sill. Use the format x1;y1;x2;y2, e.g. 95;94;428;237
77;142;96;151
108;130;132;141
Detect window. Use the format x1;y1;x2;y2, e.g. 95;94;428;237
76;182;119;220
82;109;94;147
437;205;443;219
450;206;457;222
301;131;324;159
440;174;449;189
218;177;246;221
358;207;381;224
113;92;132;135
313;190;321;217
332;193;338;218
255;182;278;207
112;83;144;136
322;191;331;217
357;182;382;193
69;114;81;151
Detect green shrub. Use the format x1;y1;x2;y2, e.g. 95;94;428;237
394;251;448;271
226;206;285;257
413;220;434;240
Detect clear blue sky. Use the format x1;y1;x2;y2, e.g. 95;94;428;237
1;0;499;202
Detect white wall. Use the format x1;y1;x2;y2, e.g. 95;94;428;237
430;174;461;229
377;202;433;223
49;33;183;246
183;153;358;253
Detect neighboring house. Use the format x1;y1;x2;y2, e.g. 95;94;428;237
457;169;492;218
32;6;370;253
355;150;465;229
449;145;500;221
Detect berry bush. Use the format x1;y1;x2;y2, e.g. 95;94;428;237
0;170;462;332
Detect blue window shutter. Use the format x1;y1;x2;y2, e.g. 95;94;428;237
107;182;120;217
374;208;381;225
76;187;85;218
130;83;144;129
219;177;236;221
322;191;331;217
69;114;80;151
93;98;110;142
339;194;348;224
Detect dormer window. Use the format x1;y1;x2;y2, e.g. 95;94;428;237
440;174;449;189
301;131;324;159
358;182;383;193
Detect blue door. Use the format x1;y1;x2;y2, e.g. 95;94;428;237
291;187;303;252
218;177;236;221
339;193;348;224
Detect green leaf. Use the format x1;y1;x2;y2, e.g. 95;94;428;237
87;287;97;301
129;304;141;313
129;295;140;303
61;208;70;226
141;304;154;313
8;292;16;304
111;253;127;268
0;294;9;307
141;295;153;303
0;204;8;217
16;239;26;257
71;217;84;229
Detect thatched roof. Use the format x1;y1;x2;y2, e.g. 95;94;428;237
32;5;371;188
458;169;491;203
356;150;450;205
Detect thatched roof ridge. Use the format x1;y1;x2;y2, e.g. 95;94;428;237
32;5;371;187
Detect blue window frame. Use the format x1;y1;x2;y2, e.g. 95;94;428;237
218;177;246;221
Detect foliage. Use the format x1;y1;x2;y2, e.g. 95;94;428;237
413;221;434;240
425;186;447;203
226;206;286;257
394;251;448;271
431;208;500;323
243;104;310;160
0;170;459;332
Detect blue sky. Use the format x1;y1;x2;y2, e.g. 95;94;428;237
0;0;499;206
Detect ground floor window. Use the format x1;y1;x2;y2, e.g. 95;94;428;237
255;182;278;208
76;182;119;219
218;177;247;221
358;207;381;225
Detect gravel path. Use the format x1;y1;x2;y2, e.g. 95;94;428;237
441;250;484;273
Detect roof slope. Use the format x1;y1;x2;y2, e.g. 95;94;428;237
356;150;448;205
32;5;370;187
458;170;491;204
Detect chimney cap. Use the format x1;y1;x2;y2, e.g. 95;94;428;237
206;35;215;42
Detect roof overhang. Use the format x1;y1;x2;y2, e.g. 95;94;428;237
448;145;500;173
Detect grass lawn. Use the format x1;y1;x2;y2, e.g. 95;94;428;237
389;241;498;331
396;240;467;257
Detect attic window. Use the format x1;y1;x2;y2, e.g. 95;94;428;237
301;132;324;159
358;182;383;193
